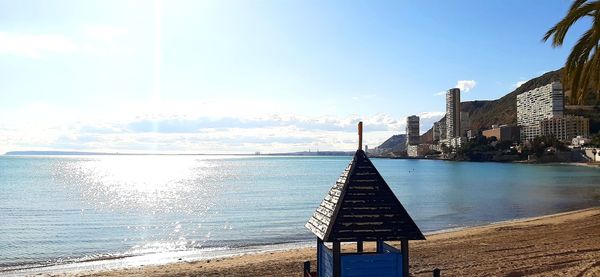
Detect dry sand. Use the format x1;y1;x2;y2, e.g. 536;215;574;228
51;208;600;277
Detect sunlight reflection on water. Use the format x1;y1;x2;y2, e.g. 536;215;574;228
41;156;252;262
54;156;226;215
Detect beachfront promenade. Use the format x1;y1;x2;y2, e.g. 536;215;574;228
76;207;600;277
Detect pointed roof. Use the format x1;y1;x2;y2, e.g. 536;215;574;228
305;149;425;242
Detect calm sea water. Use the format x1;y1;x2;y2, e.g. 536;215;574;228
1;155;600;273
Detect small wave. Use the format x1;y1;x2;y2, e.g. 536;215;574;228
1;240;313;276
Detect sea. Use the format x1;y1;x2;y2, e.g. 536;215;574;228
1;155;599;275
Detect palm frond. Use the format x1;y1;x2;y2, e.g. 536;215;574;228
545;0;600;104
543;2;598;47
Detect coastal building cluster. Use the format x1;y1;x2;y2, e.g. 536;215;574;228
517;82;589;142
369;81;592;158
401;88;469;157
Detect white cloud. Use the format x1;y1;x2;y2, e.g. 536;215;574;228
455;80;477;92
537;70;550;76
84;26;128;42
418;111;445;119
412;111;445;135
0;32;77;58
433;80;476;96
0;105;412;154
0;99;452;153
512;80;527;89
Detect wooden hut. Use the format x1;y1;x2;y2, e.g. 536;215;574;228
304;122;425;277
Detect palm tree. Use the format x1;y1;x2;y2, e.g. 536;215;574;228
544;0;600;105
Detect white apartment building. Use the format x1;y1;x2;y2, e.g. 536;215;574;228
446;88;461;139
460;111;470;137
433;118;447;141
516;82;564;141
407;144;431;157
406;115;420;146
433;121;441;141
540;115;590;142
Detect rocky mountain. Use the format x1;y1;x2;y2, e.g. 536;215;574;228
462;69;563;131
378;68;600;150
458;68;599;134
374;134;407;152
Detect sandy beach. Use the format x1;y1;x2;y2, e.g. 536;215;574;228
39;207;599;277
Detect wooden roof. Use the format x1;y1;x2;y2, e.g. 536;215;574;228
306;150;425;242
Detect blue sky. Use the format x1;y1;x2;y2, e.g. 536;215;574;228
0;0;587;153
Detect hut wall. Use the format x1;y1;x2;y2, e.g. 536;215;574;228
340;252;402;277
318;243;333;277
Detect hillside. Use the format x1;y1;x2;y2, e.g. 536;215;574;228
463;69;563;131
460;68;599;133
375;134;407;152
378;68;600;150
420;69;564;143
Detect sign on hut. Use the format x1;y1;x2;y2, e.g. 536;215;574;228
304;122;425;277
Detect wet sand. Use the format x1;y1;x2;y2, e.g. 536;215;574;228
49;207;600;276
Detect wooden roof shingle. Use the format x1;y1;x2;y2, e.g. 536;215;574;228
305;149;425;242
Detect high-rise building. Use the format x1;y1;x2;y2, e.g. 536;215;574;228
406;115;420;146
439;118;447;140
540;115;589;142
433;118;447;141
446;88;461;139
466;129;476;139
460;111;470;137
433;121;441;141
407;144;431;157
517;82;564;141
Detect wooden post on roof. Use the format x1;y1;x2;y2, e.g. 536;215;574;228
358;121;363;150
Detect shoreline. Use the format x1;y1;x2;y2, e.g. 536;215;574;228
10;207;600;276
373;155;600;169
2;241;314;277
561;162;600;169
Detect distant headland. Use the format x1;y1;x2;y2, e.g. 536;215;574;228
3;150;354;156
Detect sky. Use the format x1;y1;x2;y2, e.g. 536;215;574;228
0;0;589;154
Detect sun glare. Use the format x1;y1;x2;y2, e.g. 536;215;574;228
151;0;162;139
94;156;196;194
59;156;216;214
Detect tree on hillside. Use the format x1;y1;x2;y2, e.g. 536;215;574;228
544;0;600;105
